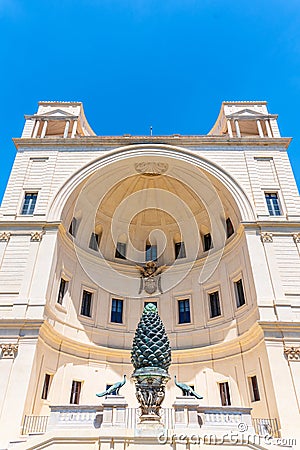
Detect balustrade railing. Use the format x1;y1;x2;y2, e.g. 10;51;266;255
21;415;49;435
252;418;280;438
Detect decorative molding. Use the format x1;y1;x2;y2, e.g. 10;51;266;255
0;232;11;242
31;231;44;242
260;232;273;243
0;343;18;359
284;346;300;361
134;162;169;175
293;233;300;243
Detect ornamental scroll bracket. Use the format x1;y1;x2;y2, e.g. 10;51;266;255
31;231;44;242
0;232;11;242
0;344;19;359
284;346;300;362
260;232;273;243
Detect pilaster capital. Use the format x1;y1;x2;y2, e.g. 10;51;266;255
260;232;273;243
293;233;300;243
0;232;11;242
1;343;19;358
31;231;44;242
284;346;300;361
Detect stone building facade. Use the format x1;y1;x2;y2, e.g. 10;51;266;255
0;101;299;449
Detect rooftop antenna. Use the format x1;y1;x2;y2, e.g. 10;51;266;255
150;125;153;136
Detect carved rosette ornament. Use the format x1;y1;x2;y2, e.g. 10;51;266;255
261;232;273;243
284;346;300;361
1;344;18;359
0;232;11;242
131;303;171;423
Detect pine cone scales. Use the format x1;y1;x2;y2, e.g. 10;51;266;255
131;303;171;371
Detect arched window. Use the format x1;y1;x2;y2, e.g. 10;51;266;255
226;218;234;238
115;233;127;260
89;225;102;251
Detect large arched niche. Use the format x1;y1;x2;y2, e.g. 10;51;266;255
48;144;255;225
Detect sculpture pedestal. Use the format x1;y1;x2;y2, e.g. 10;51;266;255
101;395;128;427
173;396;201;429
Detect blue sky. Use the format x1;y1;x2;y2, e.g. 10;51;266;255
1;0;300;202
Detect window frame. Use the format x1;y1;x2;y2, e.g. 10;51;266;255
68;217;78;237
57;277;68;306
115;241;127;260
219;381;231;406
178;298;191;324
264;192;282;216
208;290;222;319
89;232;100;251
248;375;260;402
70;380;82;405
226;217;234;239
41;373;52;400
234;278;246;308
174;241;186;259
110;298;124;324
80;289;93;318
145;243;157;262
203;233;213;252
20;192;38;215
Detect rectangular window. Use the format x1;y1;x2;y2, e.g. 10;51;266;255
69;217;77;236
265;193;282;216
235;279;246;308
226;218;234;238
209;291;221;318
111;298;123;323
146;244;157;261
249;375;260;402
41;373;52;400
57;278;68;305
219;382;231;406
175;242;186;259
203;233;212;251
70;380;81;404
89;232;100;251
21;193;37;215
115;242;126;259
80;290;92;317
178;299;191;324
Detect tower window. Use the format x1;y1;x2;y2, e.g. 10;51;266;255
234;279;246;308
265;193;282;216
219;382;231;406
69;217;77;236
178;299;191;324
203;233;212;251
21;193;37;215
80;290;92;317
41;373;52;400
226;218;234;238
175;242;186;259
249;375;260;402
70;380;81;405
57;278;68;305
111;299;123;323
209;291;221;318
89;232;100;251
145;243;157;262
115;242;126;259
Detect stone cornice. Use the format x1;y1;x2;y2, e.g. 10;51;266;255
13;136;292;149
39;316;265;363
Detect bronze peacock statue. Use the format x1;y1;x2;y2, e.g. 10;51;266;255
96;375;126;397
174;375;203;399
